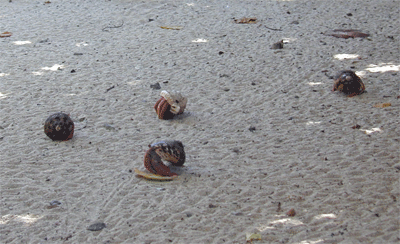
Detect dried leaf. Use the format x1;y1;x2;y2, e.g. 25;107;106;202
373;103;391;108
134;168;177;181
160;26;183;30
324;29;369;39
234;18;257;24
0;32;12;38
246;233;261;242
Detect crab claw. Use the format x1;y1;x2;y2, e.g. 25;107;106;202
160;90;187;115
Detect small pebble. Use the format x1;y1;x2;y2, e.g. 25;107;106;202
208;204;218;208
104;124;116;131
150;82;161;90
87;222;106;231
50;200;62;206
39;38;49;43
271;40;284;49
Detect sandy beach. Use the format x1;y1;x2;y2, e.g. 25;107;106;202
1;0;399;243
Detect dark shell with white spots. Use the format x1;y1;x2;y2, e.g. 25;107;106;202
44;112;74;141
332;70;365;97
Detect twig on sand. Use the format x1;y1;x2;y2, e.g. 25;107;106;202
102;20;124;32
265;26;282;31
105;85;115;93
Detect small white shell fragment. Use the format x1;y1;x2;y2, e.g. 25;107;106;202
246;233;261;241
160;90;187;114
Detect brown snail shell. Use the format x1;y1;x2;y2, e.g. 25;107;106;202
44;112;74;141
154;97;175;120
143;140;185;176
154;90;187;120
332;70;365;97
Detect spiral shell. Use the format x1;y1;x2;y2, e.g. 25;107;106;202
150;140;186;166
143;140;185;176
44;112;74;141
332;70;365;97
154;97;175;120
144;146;176;176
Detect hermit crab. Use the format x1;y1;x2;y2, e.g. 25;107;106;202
154;90;187;120
332;70;365;97
44;112;74;141
142;140;186;177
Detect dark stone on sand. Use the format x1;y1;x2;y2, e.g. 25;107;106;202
271;40;284;49
150;82;161;90
87;222;106;231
